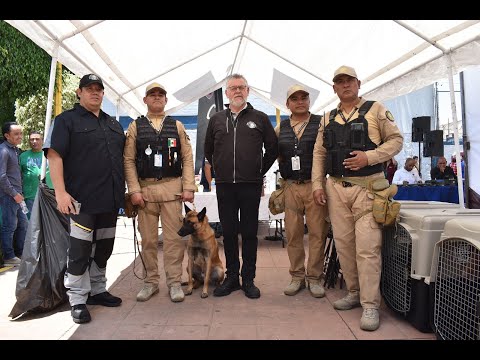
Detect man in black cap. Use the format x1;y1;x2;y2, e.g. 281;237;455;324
44;73;126;324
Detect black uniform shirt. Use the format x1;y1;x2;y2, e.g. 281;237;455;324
44;103;126;213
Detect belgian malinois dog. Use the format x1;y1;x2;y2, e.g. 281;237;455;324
177;205;225;298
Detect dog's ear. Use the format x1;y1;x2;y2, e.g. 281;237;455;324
184;203;192;214
197;207;207;222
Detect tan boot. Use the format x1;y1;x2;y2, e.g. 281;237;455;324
307;280;325;298
169;283;185;302
136;284;159;302
360;308;380;331
333;292;360;310
283;278;306;296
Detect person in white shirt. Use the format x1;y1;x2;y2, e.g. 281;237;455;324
392;158;422;185
412;155;421;179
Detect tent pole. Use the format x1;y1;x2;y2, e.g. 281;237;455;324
459;71;469;207
40;45;59;181
447;54;465;208
115;99;120;121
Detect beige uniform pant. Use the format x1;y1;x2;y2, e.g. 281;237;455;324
325;173;383;309
138;177;185;288
284;181;328;282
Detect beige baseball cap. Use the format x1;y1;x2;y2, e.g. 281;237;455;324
145;82;167;96
287;84;309;100
332;65;358;82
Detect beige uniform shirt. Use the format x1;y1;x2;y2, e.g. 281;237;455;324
124;112;196;194
311;97;403;192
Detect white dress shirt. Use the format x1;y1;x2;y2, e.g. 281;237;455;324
392;167;422;185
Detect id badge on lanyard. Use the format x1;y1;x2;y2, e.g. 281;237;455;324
291;156;301;170
154;153;162;167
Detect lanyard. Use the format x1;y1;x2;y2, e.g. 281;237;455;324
292;121;308;138
146;115;164;134
338;108;357;123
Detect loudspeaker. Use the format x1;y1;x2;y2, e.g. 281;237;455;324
423;130;444;157
412;116;431;142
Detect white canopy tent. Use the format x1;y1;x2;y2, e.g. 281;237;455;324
6;20;480;206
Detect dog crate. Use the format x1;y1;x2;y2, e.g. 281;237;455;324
430;218;480;340
381;207;480;332
397;200;458;209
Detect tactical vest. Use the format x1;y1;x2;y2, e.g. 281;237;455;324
323;101;383;177
278;115;321;181
135;116;182;179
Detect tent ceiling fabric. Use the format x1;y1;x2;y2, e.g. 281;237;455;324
6;20;480;118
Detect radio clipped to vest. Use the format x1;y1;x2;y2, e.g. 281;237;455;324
323;128;335;149
350;123;365;149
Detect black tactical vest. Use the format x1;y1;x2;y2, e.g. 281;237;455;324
278;115;321;181
135;116;182;179
323;101;383;177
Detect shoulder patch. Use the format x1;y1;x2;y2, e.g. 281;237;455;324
385;110;395;122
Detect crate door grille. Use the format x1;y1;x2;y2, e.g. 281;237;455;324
381;225;412;314
434;238;480;340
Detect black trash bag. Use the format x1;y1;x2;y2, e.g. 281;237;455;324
9;183;70;319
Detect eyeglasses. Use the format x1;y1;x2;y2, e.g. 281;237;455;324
227;85;247;92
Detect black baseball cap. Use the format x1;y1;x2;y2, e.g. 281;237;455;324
79;74;104;89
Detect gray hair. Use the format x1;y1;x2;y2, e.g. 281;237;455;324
226;74;248;86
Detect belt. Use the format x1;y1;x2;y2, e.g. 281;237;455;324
139;177;177;185
288;179;311;185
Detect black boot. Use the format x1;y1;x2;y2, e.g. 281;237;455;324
86;291;122;307
242;280;261;299
71;304;91;324
213;276;241;297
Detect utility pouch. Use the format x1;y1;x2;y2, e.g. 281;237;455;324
370;178;390;192
269;178;289;215
372;183;400;226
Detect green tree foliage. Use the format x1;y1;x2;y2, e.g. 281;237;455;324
15;70;79;149
0;21;51;127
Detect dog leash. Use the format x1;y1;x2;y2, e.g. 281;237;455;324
132;216;147;280
131;196;183;280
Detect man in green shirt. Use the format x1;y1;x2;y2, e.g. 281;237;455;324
19;131;53;218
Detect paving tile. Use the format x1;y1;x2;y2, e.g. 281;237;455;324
160;325;210;340
111;324;165;340
256;324;312;340
208;324;257;340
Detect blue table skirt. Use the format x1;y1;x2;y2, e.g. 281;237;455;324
393;185;459;204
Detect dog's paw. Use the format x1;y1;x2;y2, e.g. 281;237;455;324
185;287;193;296
201;292;209;298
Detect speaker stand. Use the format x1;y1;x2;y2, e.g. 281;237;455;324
418;141;422;177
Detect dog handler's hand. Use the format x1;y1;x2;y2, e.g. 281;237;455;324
182;190;194;203
313;189;327;206
131;192;145;208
